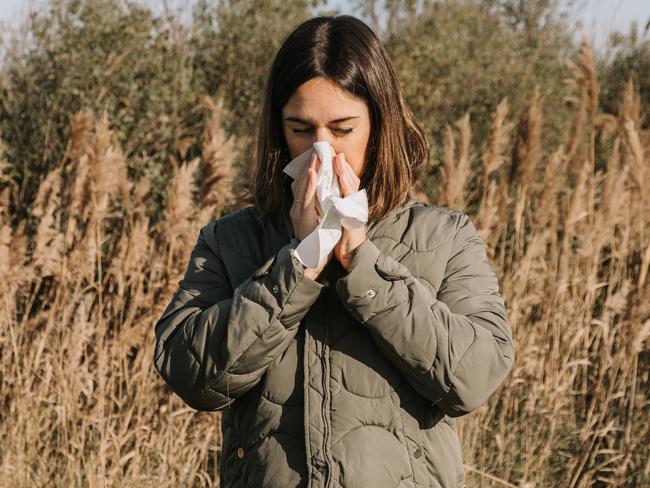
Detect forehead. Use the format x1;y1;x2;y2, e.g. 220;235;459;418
283;77;367;117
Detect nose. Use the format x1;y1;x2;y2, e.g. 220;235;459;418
313;128;337;155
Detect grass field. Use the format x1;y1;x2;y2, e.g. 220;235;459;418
0;38;648;487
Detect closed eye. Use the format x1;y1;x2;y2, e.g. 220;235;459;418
292;128;353;136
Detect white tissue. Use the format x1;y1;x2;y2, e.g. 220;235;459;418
282;141;368;269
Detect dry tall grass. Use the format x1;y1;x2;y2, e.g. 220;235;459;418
0;39;648;487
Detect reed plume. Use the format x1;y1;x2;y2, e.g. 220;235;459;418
197;95;236;219
1;34;649;488
438;113;471;210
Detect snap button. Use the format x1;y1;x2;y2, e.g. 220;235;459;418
366;289;376;297
272;284;279;294
252;256;275;278
236;447;244;459
414;447;423;459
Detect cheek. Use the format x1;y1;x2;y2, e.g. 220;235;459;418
282;129;302;159
344;135;369;176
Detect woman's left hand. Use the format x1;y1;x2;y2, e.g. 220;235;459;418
332;151;367;272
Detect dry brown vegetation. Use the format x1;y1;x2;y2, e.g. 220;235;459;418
0;38;648;487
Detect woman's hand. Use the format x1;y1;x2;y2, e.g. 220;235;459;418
331;150;367;272
290;150;320;241
290;150;333;280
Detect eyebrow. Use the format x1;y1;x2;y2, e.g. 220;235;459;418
284;116;360;124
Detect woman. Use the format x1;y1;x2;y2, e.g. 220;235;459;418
153;14;515;488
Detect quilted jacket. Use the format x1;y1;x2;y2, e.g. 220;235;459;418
153;195;516;488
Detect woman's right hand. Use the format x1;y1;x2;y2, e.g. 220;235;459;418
290;149;334;280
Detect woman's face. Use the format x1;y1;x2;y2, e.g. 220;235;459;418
281;76;371;177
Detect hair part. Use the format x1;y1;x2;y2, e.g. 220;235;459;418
245;15;429;223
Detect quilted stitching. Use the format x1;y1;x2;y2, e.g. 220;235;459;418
153;197;515;488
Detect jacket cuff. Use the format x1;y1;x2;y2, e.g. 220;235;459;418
254;237;325;325
335;239;410;324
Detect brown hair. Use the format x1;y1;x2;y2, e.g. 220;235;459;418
246;15;429;223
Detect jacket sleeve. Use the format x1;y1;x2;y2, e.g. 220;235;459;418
153;220;325;412
335;212;515;417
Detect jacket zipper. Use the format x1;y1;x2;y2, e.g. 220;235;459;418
321;299;333;487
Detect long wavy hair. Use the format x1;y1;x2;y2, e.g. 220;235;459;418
245;14;429;223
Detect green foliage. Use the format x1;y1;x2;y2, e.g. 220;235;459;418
599;23;650;126
0;0;205;223
191;0;329;139
0;0;643;226
0;0;328;225
382;0;576;163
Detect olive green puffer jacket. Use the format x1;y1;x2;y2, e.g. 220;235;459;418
153;195;516;488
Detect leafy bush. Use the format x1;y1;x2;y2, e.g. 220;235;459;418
382;0;577;158
599;23;650;127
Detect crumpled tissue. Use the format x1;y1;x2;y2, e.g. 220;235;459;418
282;141;368;269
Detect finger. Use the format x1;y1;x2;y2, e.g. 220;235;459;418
335;154;359;190
330;145;338;169
334;156;353;196
296;155;320;214
335;175;350;198
337;174;352;197
294;153;316;202
309;157;325;219
291;160;307;195
309;151;322;199
336;153;355;179
304;165;318;205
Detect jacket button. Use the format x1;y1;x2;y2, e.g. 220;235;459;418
366;289;376;297
413;447;423;458
236;447;244;459
272;284;279;294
